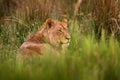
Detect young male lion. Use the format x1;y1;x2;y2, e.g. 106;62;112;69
18;18;71;57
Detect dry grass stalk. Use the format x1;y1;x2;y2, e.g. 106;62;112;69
0;0;74;22
73;0;82;20
93;0;120;35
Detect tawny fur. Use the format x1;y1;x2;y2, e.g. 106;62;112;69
18;18;70;57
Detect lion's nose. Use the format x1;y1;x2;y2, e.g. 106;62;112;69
66;34;71;40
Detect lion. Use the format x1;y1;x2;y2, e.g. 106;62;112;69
18;18;71;57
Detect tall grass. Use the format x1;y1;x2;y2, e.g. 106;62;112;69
0;0;76;23
0;0;120;80
0;0;120;32
93;0;120;36
0;19;120;80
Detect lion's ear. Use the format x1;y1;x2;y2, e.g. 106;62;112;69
45;18;55;28
62;18;68;29
62;18;67;24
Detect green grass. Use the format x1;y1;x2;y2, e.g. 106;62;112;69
0;20;120;80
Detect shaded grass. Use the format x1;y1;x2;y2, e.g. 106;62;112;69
0;20;120;80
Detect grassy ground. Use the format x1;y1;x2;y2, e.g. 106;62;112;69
0;19;120;80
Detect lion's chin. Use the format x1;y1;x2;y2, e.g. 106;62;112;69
60;40;70;45
61;42;69;45
60;41;70;48
61;43;69;51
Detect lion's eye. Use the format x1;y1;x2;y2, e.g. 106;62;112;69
58;29;62;32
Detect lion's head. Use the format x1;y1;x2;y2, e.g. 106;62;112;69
41;18;71;48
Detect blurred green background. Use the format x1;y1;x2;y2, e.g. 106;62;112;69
0;0;120;80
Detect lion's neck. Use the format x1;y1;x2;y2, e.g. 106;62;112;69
27;29;47;43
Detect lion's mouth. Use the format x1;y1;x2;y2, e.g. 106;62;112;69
60;39;70;45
